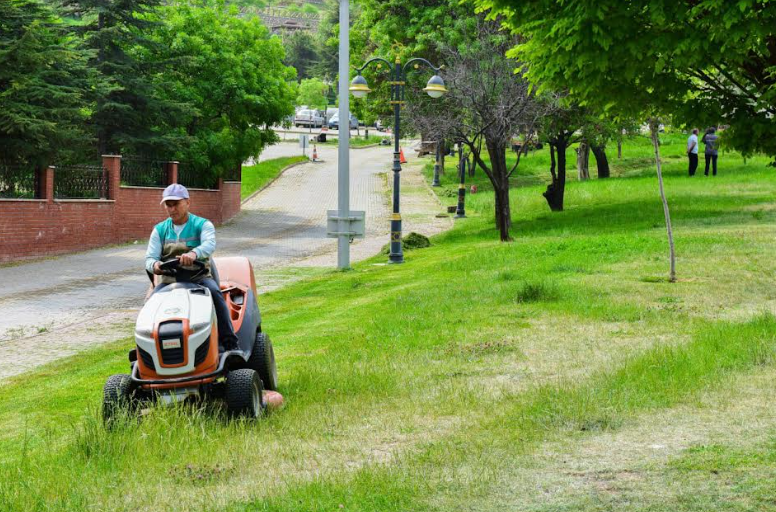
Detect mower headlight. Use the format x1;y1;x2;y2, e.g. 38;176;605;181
135;327;152;338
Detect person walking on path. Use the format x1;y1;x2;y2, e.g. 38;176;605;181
702;127;719;176
687;128;699;176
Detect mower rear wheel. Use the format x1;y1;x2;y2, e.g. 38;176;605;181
225;369;264;418
103;374;135;426
248;332;278;391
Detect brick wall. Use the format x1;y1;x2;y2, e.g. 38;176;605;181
0;157;241;263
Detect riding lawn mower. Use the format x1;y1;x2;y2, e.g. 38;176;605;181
102;256;281;423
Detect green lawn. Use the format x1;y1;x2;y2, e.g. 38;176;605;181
2;134;776;511
241;156;308;200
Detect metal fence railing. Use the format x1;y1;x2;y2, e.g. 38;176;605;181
0;164;39;199
178;164;218;190
54;165;108;199
223;167;241;182
121;157;166;187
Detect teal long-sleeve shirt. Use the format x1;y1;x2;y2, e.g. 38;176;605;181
144;218;216;273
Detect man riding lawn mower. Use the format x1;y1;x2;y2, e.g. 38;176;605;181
102;185;281;423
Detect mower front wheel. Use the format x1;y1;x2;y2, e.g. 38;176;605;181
225;369;264;418
248;332;278;391
102;374;135;427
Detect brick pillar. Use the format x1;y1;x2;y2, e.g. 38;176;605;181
102;155;121;200
42;166;55;203
166;161;178;185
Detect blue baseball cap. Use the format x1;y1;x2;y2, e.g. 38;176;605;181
160;183;190;204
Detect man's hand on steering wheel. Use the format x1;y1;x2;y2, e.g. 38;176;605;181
178;250;198;266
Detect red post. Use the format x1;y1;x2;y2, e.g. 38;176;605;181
102;155;121;200
166;161;178;185
43;166;55;203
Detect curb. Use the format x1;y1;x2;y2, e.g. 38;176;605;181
241;160;309;205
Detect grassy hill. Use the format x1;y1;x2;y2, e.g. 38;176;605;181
1;134;776;511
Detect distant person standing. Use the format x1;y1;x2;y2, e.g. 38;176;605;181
687;128;699;176
702;127;719;176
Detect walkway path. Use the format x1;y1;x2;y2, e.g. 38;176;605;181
0;142;450;381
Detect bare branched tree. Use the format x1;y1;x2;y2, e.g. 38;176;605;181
406;18;545;241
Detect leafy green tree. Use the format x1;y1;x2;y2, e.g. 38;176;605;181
357;0;476;64
412;20;544;241
536;96;585;211
283;31;322;81
580;114;621;179
477;0;776;161
149;0;296;179
61;0;181;157
296;77;328;108
301;3;318;15
354;0;477;135
478;0;706;281
309;0;343;81
0;0;94;166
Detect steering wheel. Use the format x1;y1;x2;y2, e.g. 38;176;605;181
158;258;207;282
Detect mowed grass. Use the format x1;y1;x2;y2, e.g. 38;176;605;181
2;134;776;511
241;156;307;200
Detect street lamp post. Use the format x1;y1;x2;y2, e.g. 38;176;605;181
455;141;467;218
349;58;447;264
432;142;442;187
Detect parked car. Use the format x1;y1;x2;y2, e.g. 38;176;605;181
325;107;338;124
328;112;358;130
295;109;324;128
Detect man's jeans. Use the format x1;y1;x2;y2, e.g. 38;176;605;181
704;154;718;176
153;278;239;349
688;153;698;176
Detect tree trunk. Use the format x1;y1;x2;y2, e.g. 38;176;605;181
649;119;676;282
576;142;590;180
97;12;107;156
543;140;567;211
617;139;622;159
486;140;512;240
592;145;610;178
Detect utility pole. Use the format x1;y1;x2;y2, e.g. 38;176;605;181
336;0;350;269
326;0;365;267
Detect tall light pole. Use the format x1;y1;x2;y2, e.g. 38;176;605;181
349;58;447;263
327;0;364;269
336;0;350;269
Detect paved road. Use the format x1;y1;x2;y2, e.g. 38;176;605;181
0;142;450;381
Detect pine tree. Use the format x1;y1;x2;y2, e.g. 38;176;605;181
61;0;184;157
0;0;94;166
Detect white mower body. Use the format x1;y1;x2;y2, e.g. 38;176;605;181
134;285;216;376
